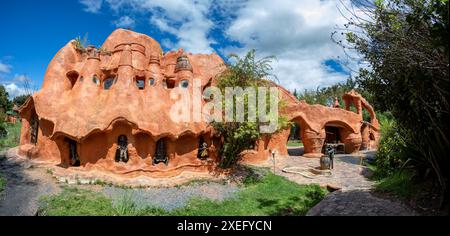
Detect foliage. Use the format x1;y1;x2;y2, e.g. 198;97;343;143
212;50;288;168
38;174;327;216
373;118;409;178
297;78;358;106
337;0;449;199
375;171;419;199
0;123;21;151
0;175;6;193
73;33;89;50
0;85;12;119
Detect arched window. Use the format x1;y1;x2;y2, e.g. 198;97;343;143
103;77;115;90
180;79;189;88
66;70;79;88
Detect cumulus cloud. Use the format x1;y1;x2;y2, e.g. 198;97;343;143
0;61;11;74
4;83;27;98
113;16;135;28
79;0;103;13
104;0;215;53
222;0;355;91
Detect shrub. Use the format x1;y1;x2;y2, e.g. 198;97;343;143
373;118;409;178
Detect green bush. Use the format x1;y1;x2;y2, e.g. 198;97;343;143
375;171;419;199
373;118;409;179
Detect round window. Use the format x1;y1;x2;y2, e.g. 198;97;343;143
180;80;189;88
148;78;155;86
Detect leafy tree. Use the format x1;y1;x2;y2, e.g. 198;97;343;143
212;50;289;168
337;0;449;203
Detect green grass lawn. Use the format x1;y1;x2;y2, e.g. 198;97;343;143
38;174;327;216
287;140;303;147
0;122;21;152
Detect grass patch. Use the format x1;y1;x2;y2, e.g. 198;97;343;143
170;174;326;216
0;122;21;151
287;140;303;147
0;175;6;193
38;187;116;216
375;171;419;199
38;174;327;216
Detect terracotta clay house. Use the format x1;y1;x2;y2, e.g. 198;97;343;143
17;29;379;177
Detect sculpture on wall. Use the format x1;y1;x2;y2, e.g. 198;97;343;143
153;139;168;165
115;135;129;163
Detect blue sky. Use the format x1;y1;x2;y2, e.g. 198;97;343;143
0;0;354;98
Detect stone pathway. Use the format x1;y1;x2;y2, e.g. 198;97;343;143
306;190;416;216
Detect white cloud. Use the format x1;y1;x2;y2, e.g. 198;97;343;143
222;0;355;91
113;16;135;28
4;83;27;98
0;61;11;74
104;0;215;53
79;0;103;13
13;74;31;83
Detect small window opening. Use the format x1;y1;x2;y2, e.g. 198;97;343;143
92;75;100;85
66;71;79;88
180;79;189;88
165;79;175;89
103;77;115;90
135;76;145;90
148;78;155;86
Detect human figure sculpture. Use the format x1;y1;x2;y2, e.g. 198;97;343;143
197;142;209;160
153;139;168;165
325;144;335;169
115;135;129;163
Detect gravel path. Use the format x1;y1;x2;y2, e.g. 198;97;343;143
0;148;60;216
103;182;239;211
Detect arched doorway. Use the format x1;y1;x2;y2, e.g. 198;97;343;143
322;121;349;154
287;117;305;156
